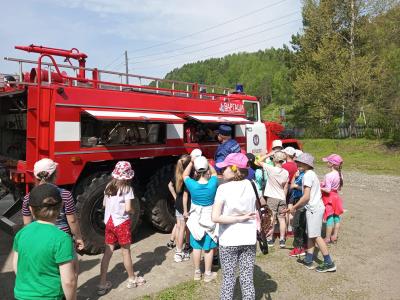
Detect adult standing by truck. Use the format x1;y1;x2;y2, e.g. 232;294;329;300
214;125;241;173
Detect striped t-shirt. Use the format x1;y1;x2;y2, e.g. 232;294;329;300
22;188;76;235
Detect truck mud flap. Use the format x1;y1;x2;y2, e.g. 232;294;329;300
0;198;22;235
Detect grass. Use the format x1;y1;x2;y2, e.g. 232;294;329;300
139;281;202;300
300;138;400;176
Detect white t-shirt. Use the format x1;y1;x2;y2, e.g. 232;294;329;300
104;187;134;226
214;180;257;247
263;164;289;201
302;170;324;212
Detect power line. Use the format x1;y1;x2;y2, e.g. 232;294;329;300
130;18;300;66
102;53;125;70
127;0;290;54
128;10;300;61
131;31;293;72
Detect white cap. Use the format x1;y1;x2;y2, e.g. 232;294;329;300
194;156;209;172
295;149;303;157
272;140;283;149
283;146;296;157
190;148;202;158
34;158;58;179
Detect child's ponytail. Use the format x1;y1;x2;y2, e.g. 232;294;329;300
338;164;343;189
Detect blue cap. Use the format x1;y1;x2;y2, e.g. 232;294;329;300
218;125;232;136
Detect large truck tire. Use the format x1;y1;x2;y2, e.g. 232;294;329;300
144;164;175;232
76;173;141;255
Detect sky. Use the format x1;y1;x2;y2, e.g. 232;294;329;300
0;0;303;80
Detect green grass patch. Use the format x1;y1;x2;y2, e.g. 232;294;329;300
300;138;400;175
139;281;202;300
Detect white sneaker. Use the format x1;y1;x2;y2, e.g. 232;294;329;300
183;251;190;261
174;251;183;262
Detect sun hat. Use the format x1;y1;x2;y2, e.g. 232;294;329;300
34;158;58;179
194;156;209;172
111;161;135;180
294;149;303;157
283;146;296;157
295;153;315;169
217;125;232;136
272;140;283;149
322;154;343;166
273;151;287;163
216;153;249;169
29;183;62;207
190;148;202;158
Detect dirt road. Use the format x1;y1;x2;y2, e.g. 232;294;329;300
1;170;399;299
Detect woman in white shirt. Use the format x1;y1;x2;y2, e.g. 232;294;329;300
212;153;257;300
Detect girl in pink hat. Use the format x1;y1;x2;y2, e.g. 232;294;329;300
97;161;145;295
320;154;344;244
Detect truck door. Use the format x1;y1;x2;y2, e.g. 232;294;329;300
244;101;266;155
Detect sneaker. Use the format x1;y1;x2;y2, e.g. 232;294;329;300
183;251;190;261
203;272;218;283
97;281;112;296
289;247;306;257
267;239;275;247
279;239;286;248
174;251;183;263
297;258;316;270
167;240;176;250
184;244;193;253
194;271;202;281
298;247;306;256
316;262;336;273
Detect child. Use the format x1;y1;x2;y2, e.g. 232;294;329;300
212;153;257;300
168;154;192;262
13;183;77;300
288;169;307;257
288;153;336;272
97;161;145;295
183;156;219;282
321;154;344;243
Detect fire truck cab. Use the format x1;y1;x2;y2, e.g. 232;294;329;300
0;45;300;254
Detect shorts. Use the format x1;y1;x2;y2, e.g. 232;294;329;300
326;214;341;226
267;197;287;217
105;218;132;245
190;233;218;251
306;207;324;238
175;210;184;220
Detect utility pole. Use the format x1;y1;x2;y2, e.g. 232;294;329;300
124;50;129;84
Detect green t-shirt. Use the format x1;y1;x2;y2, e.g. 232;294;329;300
13;221;75;300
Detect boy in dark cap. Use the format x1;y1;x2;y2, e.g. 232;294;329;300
214;125;241;172
13;184;77;300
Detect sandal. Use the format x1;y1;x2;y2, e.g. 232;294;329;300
97;281;112;296
127;276;146;288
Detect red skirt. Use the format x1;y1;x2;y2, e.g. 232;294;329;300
322;191;344;221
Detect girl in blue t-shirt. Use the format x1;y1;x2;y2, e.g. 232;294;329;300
183;156;218;283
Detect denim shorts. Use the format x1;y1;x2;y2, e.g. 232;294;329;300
175;210;184;220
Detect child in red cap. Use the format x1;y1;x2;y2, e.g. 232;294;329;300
97;161;145;295
321;154;344;243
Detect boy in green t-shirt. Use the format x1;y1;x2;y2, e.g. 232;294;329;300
13;183;77;300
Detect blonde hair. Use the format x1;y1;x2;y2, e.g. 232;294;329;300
105;178;132;197
31;197;62;221
175;155;191;191
231;167;249;181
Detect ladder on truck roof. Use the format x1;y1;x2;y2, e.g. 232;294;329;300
3;56;233;101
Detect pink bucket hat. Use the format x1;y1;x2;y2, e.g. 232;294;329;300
112;161;135;180
322;154;343;166
216;153;249;169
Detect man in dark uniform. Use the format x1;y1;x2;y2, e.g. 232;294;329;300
214;125;241;172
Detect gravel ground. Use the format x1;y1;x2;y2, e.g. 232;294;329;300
1;169;399;299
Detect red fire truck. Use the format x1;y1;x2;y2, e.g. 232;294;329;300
0;45;300;254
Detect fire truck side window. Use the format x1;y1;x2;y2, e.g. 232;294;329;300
184;121;233;143
244;101;259;122
80;113;166;147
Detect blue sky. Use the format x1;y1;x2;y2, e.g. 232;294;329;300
0;0;303;79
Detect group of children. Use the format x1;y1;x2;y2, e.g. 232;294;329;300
12;140;344;299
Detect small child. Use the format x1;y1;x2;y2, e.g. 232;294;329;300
321;154;344;243
97;161;145;295
13;183;77;300
288;153;336;273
